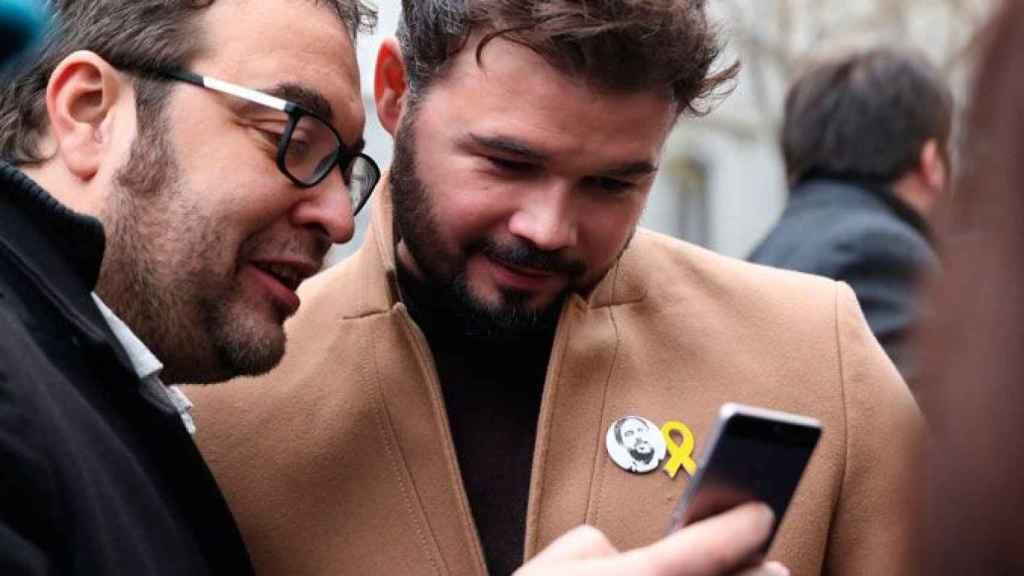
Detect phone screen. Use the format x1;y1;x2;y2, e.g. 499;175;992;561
668;404;821;549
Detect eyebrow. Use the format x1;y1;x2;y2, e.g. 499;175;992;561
468;133;658;177
250;82;366;152
600;161;659;178
264;82;335;122
469;134;548;163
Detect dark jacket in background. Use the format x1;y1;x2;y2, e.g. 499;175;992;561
749;178;938;381
0;164;253;575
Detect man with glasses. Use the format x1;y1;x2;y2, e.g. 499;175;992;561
0;0;375;573
188;1;922;575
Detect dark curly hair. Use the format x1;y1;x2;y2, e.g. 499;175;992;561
396;0;738;117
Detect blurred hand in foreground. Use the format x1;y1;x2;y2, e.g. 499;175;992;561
515;502;789;576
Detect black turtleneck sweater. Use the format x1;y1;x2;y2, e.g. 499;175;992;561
397;265;556;576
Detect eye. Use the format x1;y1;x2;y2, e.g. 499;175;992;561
254;127;284;148
282;128;322;166
487;156;536;174
286;136;312;159
585;176;635;195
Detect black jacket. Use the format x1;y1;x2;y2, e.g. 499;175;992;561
0;164;253;575
749;178;938;381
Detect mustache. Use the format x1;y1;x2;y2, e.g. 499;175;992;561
246;230;333;267
476;238;586;277
309;231;333;262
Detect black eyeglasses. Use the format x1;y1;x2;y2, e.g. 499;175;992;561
159;69;380;216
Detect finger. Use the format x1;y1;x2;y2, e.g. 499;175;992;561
736;561;790;576
524;524;618;565
620;502;775;576
517;503;775;576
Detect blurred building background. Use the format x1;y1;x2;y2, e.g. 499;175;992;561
330;0;992;264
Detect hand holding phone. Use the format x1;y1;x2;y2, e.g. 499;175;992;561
518;503;788;576
667;403;821;554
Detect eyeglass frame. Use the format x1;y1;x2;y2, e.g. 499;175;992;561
155;68;380;216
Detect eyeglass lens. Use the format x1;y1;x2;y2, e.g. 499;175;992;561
344;156;378;214
283;114;378;214
283;115;338;185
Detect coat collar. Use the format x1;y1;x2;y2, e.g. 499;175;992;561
0;163;133;366
791;177;933;245
341;175;648;319
0;162;106;287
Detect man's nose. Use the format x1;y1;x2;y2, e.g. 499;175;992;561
291;168;356;245
506;180;578;251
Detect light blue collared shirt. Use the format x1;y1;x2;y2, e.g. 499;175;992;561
91;294;196;435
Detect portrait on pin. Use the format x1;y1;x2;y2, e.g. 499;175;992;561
606;416;667;474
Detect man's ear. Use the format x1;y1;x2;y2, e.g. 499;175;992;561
919;138;947;194
375;38;409;136
45;50;127;181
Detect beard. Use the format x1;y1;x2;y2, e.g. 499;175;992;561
390;112;586;341
628;444;655;465
95;116;284;384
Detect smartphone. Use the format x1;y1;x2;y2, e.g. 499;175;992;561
667;403;822;552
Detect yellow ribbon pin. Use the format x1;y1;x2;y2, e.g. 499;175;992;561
661;421;697;479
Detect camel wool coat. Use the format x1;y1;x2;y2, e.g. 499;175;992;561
186;186;923;576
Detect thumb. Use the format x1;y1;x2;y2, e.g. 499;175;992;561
522;524;618;566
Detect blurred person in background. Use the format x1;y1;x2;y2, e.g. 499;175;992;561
914;0;1024;572
750;47;953;384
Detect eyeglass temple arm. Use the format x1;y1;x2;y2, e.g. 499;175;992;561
159;69;291;113
160;68;205;88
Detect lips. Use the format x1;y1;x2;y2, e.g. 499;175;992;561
251;261;304;291
497;259;555;278
247;258;320;316
485;255;564;292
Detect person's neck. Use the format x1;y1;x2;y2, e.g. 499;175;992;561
891;174;935;221
18;162;109;219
